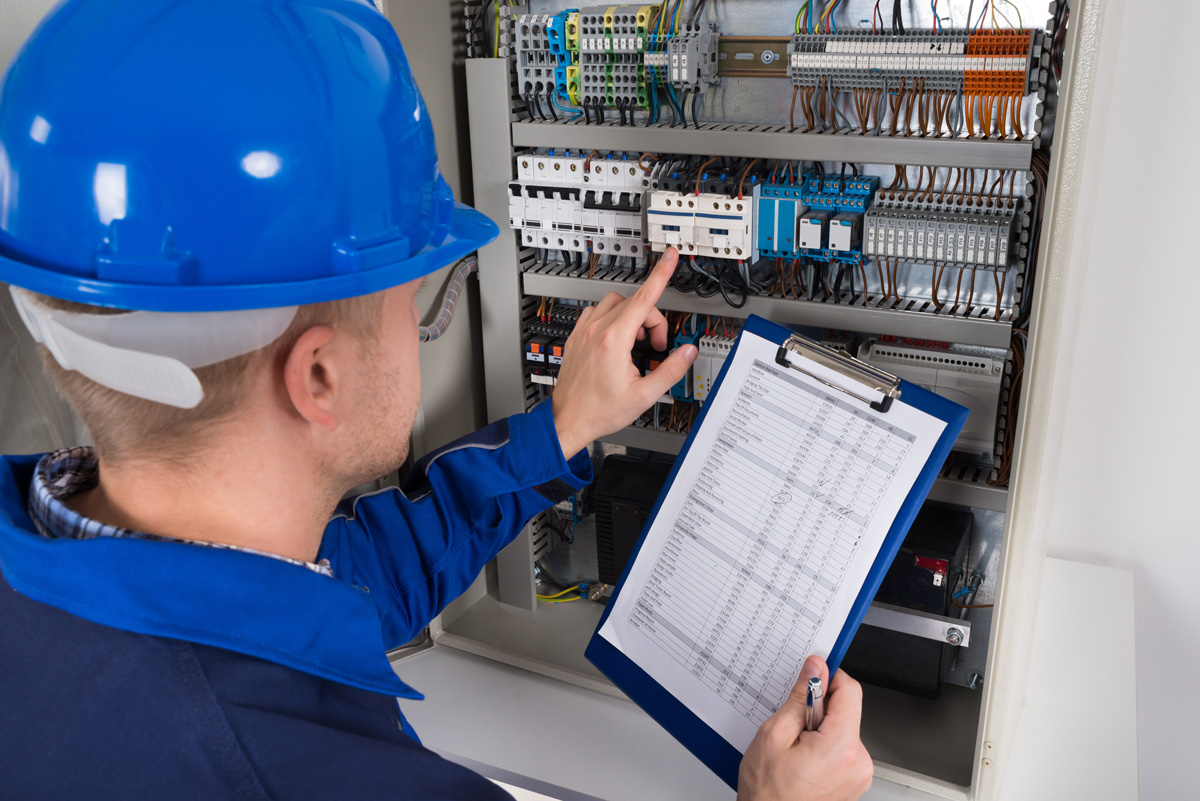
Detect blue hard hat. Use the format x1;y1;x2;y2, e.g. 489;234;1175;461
0;0;498;312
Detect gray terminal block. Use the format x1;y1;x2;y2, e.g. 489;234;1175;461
788;30;972;93
515;14;556;100
667;22;720;92
864;200;1021;268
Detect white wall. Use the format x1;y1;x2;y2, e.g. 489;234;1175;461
0;0;54;66
1044;1;1200;797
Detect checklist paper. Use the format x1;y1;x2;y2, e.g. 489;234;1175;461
598;330;946;751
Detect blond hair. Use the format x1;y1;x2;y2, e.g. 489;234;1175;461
34;293;384;465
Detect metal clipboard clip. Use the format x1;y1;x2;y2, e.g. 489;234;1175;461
775;334;902;413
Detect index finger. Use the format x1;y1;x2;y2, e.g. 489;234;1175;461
615;248;680;333
819;667;864;740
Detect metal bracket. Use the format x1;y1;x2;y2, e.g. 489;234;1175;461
862;602;973;647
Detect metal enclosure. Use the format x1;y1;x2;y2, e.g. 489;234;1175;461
424;1;1104;798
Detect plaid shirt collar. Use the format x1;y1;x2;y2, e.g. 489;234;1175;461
28;447;333;578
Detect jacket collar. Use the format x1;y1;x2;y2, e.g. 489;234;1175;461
0;454;421;700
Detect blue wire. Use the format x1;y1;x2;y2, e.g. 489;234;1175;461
649;72;660;124
973;0;989;32
931;1;943;33
553;91;583;119
665;83;683;122
669;0;680;32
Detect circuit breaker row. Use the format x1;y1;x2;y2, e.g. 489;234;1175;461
508;151;1022;270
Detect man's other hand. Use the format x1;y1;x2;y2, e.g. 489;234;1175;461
551;248;697;458
738;655;873;801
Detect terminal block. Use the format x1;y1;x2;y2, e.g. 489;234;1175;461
666;22;720;92
578;5;653;112
692;330;736;402
787;29;1042;95
516;14;558;108
863;194;1021;269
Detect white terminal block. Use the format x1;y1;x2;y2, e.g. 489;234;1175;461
692;333;735;402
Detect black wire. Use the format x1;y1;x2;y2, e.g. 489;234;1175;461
691;89;701;129
546;90;559;122
718;264;747;308
892;0;904;33
470;2;490;58
668;91;679;127
689;0;708;26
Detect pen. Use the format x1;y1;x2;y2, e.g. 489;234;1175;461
805;676;824;732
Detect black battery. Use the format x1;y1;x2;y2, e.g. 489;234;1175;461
839;503;973;699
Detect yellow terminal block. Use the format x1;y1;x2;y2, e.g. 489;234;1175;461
566;65;581;105
635;5;652;51
565;11;580;54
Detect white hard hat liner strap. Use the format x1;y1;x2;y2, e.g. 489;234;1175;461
9;286;298;410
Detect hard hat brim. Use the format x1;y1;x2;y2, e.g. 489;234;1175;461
0;205;500;312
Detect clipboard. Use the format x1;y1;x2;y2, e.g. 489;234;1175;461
585;314;968;791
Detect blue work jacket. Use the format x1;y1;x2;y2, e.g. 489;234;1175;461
0;401;592;800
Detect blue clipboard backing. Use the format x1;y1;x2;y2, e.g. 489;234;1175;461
585;314;969;791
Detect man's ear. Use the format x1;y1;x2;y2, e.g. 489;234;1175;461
282;325;339;431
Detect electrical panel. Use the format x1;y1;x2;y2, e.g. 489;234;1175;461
458;1;1076;797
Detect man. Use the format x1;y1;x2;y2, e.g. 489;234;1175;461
0;1;872;799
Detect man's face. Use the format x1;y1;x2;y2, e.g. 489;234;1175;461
338;277;423;488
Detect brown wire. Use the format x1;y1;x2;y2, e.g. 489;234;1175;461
737;158;759;199
993;269;1007;321
790;84;799;133
695;156;718;196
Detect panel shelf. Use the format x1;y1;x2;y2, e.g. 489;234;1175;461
512;119;1035;170
523;269;1014;349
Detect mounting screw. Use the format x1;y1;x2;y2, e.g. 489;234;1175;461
947;627;965;646
969;672;983;690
